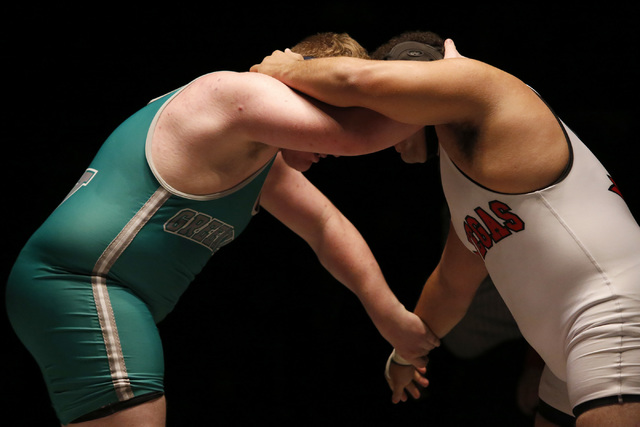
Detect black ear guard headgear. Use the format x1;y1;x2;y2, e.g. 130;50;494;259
383;41;443;61
383;41;442;161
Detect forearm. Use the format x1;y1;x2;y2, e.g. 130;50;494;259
312;214;405;325
413;228;488;338
256;56;376;109
263;163;404;321
262;163;438;354
252;53;489;127
300;210;439;356
413;268;473;338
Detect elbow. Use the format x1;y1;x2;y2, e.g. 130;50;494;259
343;64;382;104
336;133;378;156
327;59;380;107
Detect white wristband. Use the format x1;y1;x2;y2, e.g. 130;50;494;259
390;349;412;366
384;349;412;381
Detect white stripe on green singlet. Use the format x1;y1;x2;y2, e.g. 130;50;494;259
91;187;171;401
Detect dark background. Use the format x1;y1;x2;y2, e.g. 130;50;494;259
4;2;638;425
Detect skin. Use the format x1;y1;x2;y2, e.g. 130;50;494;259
66;397;166;427
66;64;437;426
251;39;640;426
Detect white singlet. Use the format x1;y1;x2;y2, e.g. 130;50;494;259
440;119;640;415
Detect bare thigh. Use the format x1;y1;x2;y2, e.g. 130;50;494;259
576;401;640;427
65;395;166;427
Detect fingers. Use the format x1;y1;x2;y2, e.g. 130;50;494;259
408;354;429;369
391;375;428;403
388;363;430;404
413;368;429;388
250;48;304;73
444;38;464;59
422;320;441;350
406;382;422;400
282;48;304;60
392;385;408;404
431;332;441;349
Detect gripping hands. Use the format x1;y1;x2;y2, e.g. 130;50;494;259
378;309;438;403
250;48;304;77
385;349;430;403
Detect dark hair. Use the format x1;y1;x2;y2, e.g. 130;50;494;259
372;31;446;162
371;31;444;60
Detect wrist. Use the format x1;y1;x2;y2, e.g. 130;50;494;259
385;348;412;381
390;348;412;366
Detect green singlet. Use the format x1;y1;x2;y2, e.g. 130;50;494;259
7;87;274;424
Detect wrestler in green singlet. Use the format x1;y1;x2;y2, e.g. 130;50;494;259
7;88;274;424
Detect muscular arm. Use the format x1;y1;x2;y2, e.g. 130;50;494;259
386;225;487;403
414;224;488;338
250;47;494;127
183;71;421;156
251;41;569;194
259;154;440;362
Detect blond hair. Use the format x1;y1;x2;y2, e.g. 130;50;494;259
291;32;369;59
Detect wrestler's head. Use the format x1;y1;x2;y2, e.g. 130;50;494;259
371;31;444;61
373;31;445;164
290;32;369;59
281;32;368;172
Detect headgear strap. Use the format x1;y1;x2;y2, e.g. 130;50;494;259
384;41;443;62
383;40;443;161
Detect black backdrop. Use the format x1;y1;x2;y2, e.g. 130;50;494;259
4;2;638;425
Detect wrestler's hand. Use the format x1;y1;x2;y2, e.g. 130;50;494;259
250;49;303;76
380;309;439;369
385;357;429;403
444;39;465;59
